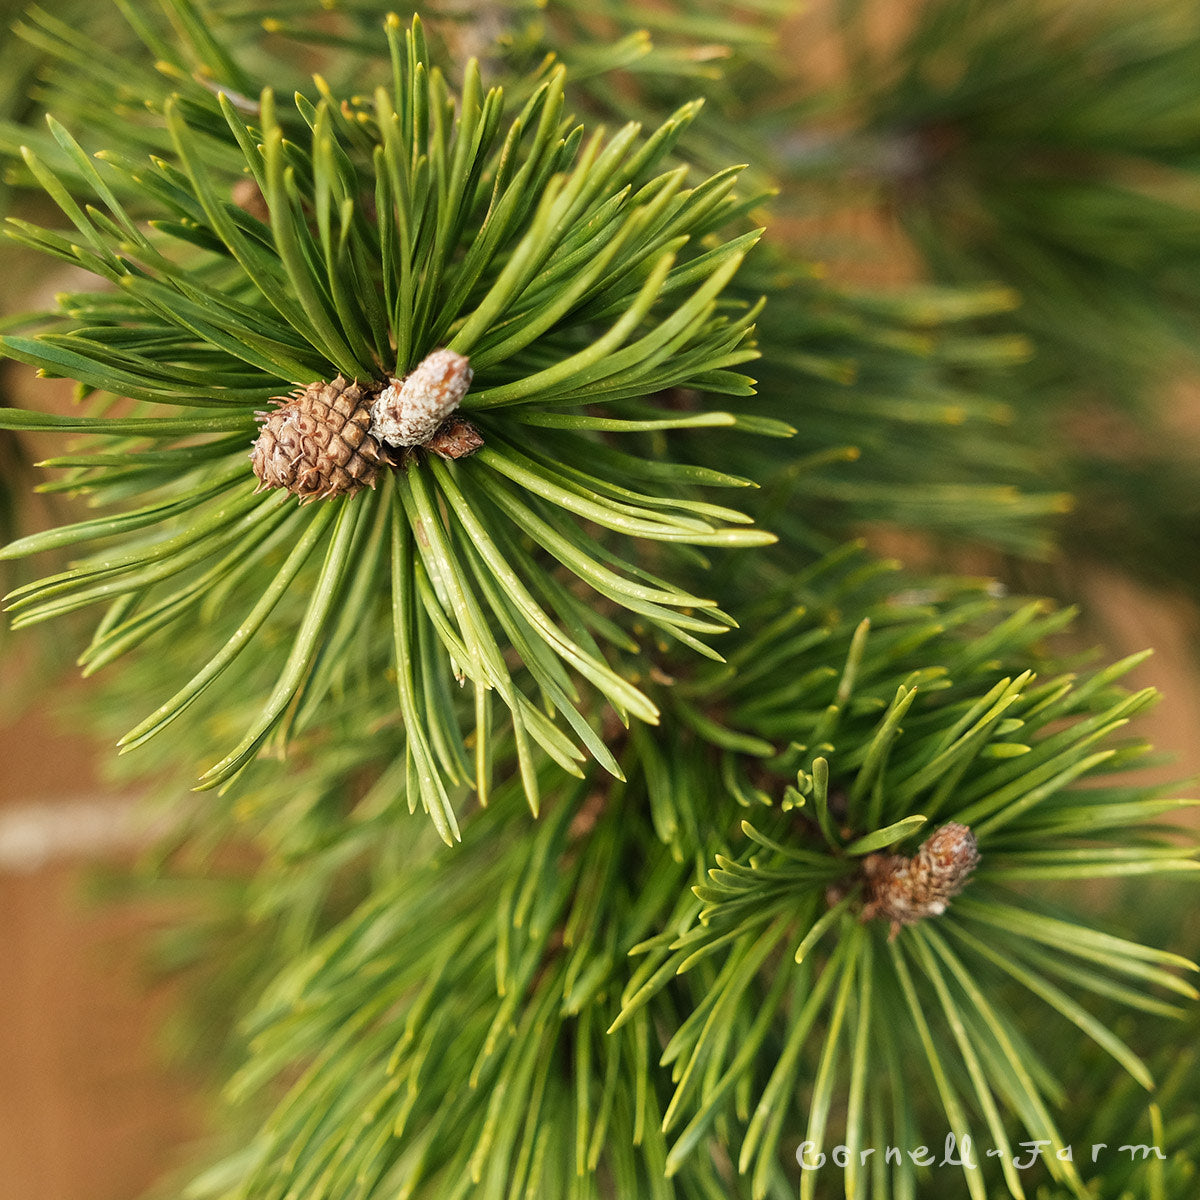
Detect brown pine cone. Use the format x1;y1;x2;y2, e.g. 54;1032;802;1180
251;376;386;502
860;822;980;939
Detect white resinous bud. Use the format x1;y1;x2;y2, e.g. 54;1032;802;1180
370;349;474;447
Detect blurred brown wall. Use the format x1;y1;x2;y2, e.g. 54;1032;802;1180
0;685;200;1200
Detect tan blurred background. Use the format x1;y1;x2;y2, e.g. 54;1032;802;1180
0;678;202;1200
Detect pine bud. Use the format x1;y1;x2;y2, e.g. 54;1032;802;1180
424;417;484;460
861;822;980;938
250;376;385;502
371;349;474;448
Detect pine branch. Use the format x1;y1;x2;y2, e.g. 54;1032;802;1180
812;0;1200;402
705;270;1072;555
1;7;1198;1200
0;14;773;831
105;549;1198;1200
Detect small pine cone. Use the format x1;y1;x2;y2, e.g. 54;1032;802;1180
861;822;980;939
371;349;473;448
250;376;385;502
